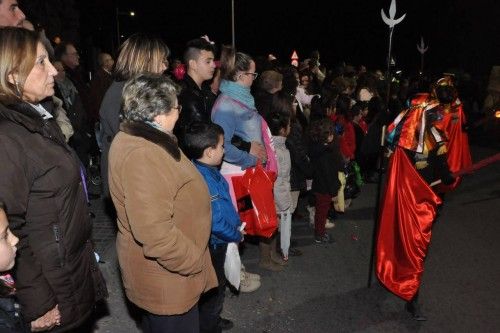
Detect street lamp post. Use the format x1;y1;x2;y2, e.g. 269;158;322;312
231;0;235;48
115;8;135;50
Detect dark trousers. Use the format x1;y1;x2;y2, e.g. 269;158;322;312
199;243;227;333
314;192;332;237
142;304;199;333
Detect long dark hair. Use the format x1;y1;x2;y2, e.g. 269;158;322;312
309;118;335;144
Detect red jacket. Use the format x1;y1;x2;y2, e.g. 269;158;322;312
331;114;355;160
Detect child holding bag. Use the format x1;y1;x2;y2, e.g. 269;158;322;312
183;122;249;332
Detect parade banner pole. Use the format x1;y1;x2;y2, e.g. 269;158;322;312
368;0;406;288
381;0;405;106
430;153;500;187
417;37;429;75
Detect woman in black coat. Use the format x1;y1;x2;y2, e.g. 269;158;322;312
0;27;106;332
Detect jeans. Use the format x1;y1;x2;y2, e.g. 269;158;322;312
199;243;227;333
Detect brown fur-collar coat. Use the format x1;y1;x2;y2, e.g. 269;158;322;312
108;121;217;315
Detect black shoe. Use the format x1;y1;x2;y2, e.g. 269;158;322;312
288;247;303;256
314;233;335;244
327;208;337;220
364;173;378;183
219;318;234;331
405;301;427;321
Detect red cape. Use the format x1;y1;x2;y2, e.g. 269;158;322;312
435;101;473;191
376;147;442;301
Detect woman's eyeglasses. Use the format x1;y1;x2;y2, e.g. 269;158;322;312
172;105;182;113
244;72;258;79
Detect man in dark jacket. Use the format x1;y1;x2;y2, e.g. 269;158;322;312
53;60;92;168
175;37;217;142
55;42;91;112
88;52;114;124
55;43;98;168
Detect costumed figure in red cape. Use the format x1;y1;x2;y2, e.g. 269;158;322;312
376;84;456;321
410;76;472;192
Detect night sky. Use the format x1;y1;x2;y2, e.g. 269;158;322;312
81;0;499;76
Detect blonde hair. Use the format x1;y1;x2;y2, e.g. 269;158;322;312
0;27;39;104
114;33;169;81
258;70;283;92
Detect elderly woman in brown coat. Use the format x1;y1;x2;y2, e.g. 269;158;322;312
108;73;217;332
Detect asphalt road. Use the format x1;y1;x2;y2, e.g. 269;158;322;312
92;143;500;333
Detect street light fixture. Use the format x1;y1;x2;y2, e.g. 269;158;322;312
115;8;135;50
231;0;235;48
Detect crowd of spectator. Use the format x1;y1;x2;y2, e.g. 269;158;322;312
0;0;496;331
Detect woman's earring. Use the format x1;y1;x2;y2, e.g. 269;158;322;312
14;81;22;96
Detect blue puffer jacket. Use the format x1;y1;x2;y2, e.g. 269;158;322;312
194;160;242;247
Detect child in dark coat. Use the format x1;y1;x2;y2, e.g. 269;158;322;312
308;119;344;243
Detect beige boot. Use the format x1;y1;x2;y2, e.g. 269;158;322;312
241;264;261;281
258;241;283;272
270;236;287;266
239;271;261;293
243;270;261;281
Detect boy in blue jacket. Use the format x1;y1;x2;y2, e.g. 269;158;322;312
183;122;245;333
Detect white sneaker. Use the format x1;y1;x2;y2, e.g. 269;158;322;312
244;270;261;281
239;271;261;293
325;219;335;229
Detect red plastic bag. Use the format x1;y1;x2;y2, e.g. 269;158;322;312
232;163;277;238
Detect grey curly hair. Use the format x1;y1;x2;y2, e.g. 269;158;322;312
122;73;179;122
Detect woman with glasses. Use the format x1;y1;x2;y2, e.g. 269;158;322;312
212;45;266;170
99;33;169;197
211;45;284;276
108;73;217;332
